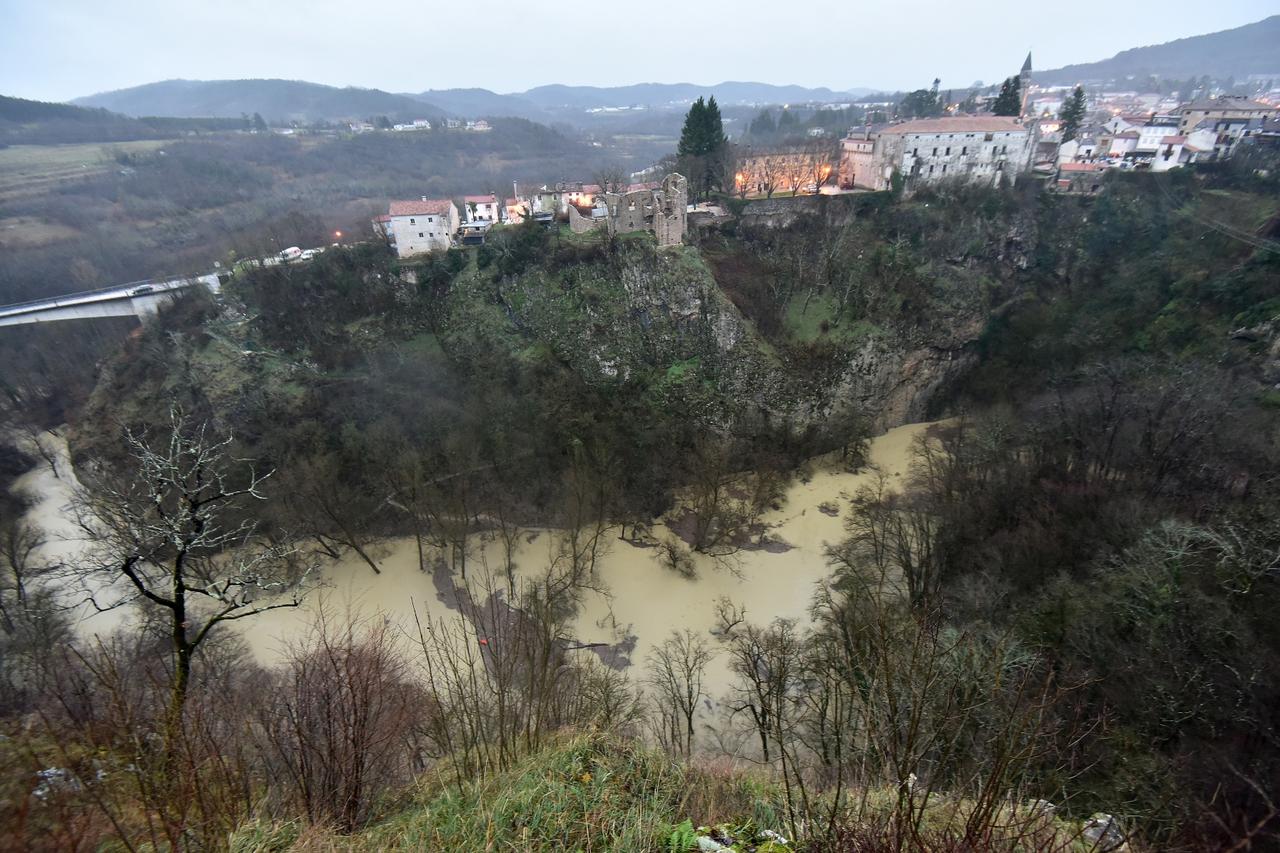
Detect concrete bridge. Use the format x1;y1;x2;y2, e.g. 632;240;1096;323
0;273;226;329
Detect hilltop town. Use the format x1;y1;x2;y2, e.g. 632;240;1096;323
368;54;1279;260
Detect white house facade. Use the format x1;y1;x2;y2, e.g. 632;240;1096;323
386;199;460;257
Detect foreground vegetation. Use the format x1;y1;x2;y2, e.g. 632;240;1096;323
2;153;1279;849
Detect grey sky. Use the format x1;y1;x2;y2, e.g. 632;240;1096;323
1;0;1274;102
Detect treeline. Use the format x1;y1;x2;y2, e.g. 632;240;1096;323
0;94;249;145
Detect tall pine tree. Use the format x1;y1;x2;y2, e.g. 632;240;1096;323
677;95;727;200
678;97;708;157
992;76;1022;117
1058;86;1086;142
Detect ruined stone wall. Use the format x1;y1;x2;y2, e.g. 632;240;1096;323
604;190;655;235
653;173;687;248
568;204;601;234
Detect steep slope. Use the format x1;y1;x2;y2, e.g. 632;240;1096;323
1037;15;1280;84
72;78;445;123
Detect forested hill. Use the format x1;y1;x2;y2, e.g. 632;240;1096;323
1037;14;1280;84
72;78;446;123
0;94;245;144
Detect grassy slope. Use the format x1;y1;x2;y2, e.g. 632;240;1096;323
228;733;1101;852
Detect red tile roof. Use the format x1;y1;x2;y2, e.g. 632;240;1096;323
1059;162;1102;172
389;199;454;216
464;194;497;203
373;214;391;222
880;116;1027;134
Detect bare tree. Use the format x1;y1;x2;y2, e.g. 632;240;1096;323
69;406;316;738
260;605;423;833
646;629;713;758
592;164;629;195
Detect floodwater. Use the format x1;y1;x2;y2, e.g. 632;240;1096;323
15;421;933;715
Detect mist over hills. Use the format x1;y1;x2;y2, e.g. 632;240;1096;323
60;15;1280;127
72;79;446;123
75;79;884;125
1036;15;1279;85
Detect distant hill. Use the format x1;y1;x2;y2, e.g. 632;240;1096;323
0;94;245;144
72;79;880;128
1038;15;1280;84
515;81;876;110
73;79;445;123
409;88;550;121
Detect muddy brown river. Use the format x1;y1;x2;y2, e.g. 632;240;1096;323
16;422;933;721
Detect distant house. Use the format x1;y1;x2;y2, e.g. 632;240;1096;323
504;197;529;224
1055;162;1104;194
469;119;491;132
384;198;459;257
1175;96;1276;134
463;193;501;224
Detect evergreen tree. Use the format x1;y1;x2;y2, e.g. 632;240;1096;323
748;109;776;138
252;112;269;131
992;76;1022;116
677;95;728;200
677;97;708;157
1058;86;1087;143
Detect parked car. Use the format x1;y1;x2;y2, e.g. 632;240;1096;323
279;246;303;261
129;285;154;295
300;248;320;261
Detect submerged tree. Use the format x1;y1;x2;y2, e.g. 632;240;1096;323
70;406;315;741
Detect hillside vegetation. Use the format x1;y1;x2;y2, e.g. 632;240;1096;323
3;155;1280;850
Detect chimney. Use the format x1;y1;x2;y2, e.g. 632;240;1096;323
422;196;427;202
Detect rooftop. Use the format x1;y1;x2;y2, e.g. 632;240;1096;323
1178;96;1274;113
464;193;497;203
389;199;454;217
879;116;1027;135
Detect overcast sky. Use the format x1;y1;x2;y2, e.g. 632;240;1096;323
1;0;1274;102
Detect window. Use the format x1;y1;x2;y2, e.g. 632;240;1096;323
961;146;967;155
932;147;938;155
928;165;934;174
942;165;947;173
1001;144;1007;154
945;147;950;155
409;218;416;224
418;232;424;238
984;133;993;141
912;147;918;156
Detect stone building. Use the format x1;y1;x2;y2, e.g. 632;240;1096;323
1175;96;1276;134
568;173;688;247
383;198;460;257
838;116;1035;192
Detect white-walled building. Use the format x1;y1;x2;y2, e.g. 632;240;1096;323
385;199;459;257
839;116;1035;192
463;193;502;224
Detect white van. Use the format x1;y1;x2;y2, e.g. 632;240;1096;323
279;246;303;262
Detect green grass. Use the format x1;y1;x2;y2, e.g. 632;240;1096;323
783;292;882;346
0;140;165;199
231;732;786;852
